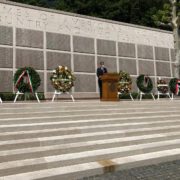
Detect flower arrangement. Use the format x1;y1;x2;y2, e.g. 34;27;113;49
157;79;168;93
50;66;75;92
117;71;132;93
169;78;178;94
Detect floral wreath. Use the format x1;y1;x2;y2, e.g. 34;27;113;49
50;66;75;92
14;67;41;93
136;74;153;93
157;79;168;94
169;78;178;94
117;71;132;93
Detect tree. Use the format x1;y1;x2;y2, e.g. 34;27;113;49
153;0;180;78
171;0;180;78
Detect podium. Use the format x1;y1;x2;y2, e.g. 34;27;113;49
101;73;119;101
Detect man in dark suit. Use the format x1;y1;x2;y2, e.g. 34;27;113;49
96;62;108;99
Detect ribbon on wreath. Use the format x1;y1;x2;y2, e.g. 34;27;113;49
14;69;34;93
176;79;180;95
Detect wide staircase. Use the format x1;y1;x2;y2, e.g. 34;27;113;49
0;100;180;180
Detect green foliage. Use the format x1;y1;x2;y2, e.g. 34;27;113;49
136;75;153;93
152;3;172;30
169;78;178;94
14;67;41;93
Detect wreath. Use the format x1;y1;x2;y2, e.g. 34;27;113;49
157;79;168;93
136;74;153;93
14;67;41;93
169;78;178;94
50;66;75;92
117;71;132;93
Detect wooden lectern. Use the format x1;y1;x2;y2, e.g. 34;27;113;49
101;73;119;101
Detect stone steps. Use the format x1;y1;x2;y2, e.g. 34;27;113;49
0;100;180;179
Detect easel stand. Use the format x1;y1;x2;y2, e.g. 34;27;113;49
157;84;172;100
118;92;134;101
139;91;155;101
14;91;40;103
52;90;75;102
0;97;2;103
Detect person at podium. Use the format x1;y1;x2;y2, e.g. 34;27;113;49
96;61;108;99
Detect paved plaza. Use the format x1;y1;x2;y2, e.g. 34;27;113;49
0;100;180;179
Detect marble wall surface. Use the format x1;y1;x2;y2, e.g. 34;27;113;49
0;1;175;98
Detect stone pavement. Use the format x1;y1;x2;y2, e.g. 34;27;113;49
79;159;180;180
1;100;180;180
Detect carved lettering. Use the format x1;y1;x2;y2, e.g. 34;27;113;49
0;3;174;48
17;17;24;26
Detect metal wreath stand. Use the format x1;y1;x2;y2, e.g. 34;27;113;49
157;81;172;100
51;67;75;102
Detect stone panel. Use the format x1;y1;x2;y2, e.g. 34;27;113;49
156;62;171;76
131;76;138;92
0;26;13;45
38;72;44;92
74;74;96;92
118;42;135;57
47;52;71;70
16;28;43;48
16;49;44;70
0;47;13;68
47;72;54;92
119;58;137;75
171;63;177;77
138;45;153;59
171;49;175;62
97;56;117;72
46;32;70;51
0;71;13;91
155;47;169;61
74;54;95;73
73;36;95;54
97;39;116;56
139;60;155;76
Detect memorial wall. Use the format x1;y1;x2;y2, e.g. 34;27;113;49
0;0;175;98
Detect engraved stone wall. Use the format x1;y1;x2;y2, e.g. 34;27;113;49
0;1;176;97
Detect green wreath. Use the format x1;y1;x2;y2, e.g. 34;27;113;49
14;67;41;93
169;78;177;94
136;74;153;93
157;79;168;93
117;71;132;93
50;66;75;92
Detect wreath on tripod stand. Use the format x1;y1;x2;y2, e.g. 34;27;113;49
50;66;75;92
136;74;153;93
14;67;41;93
117;71;132;93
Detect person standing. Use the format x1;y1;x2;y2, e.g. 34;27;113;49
96;62;108;99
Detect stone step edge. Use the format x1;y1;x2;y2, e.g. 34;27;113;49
2;106;179;115
1;116;180;129
1;125;180;147
1;132;180;158
2;119;180;135
0;110;178;121
1;148;180;180
1;139;180;171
